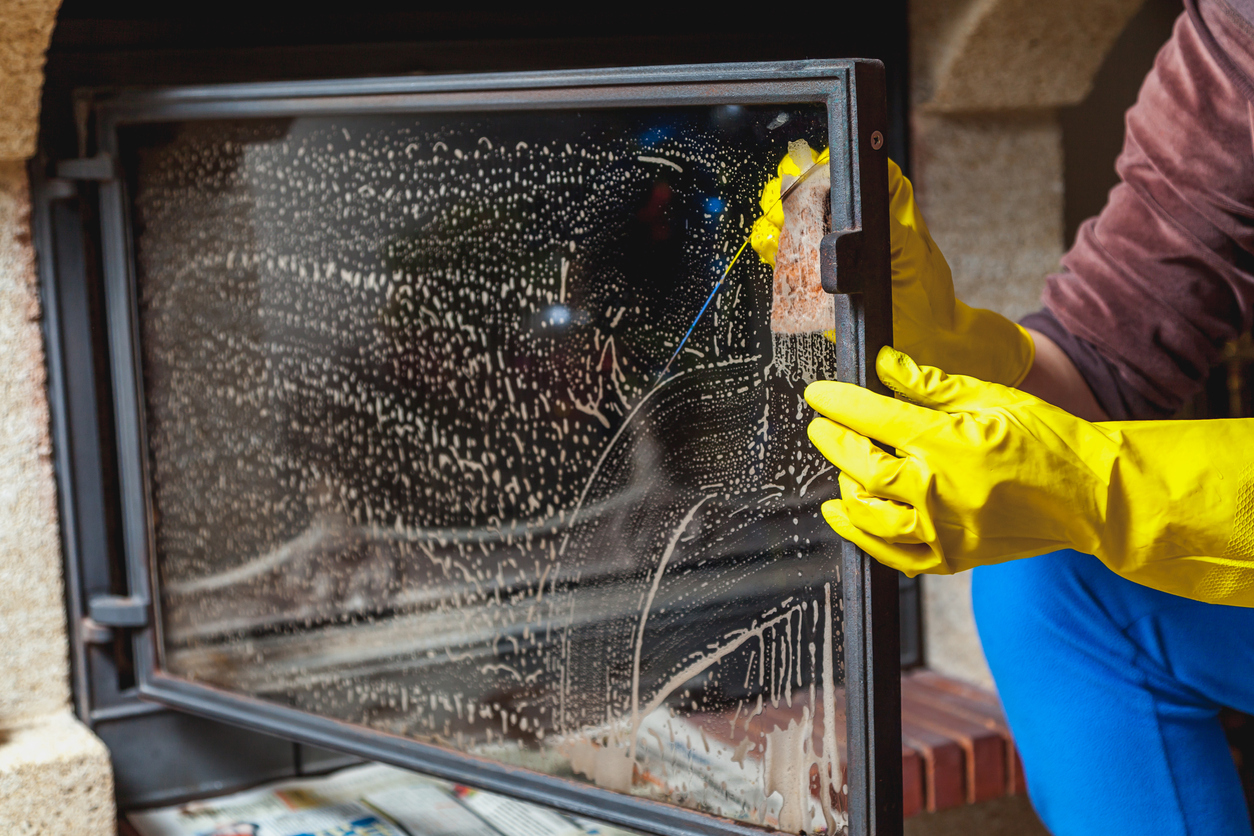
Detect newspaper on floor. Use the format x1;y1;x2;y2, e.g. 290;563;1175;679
127;762;637;836
125;705;837;836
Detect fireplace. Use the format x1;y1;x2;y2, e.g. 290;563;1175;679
35;8;910;836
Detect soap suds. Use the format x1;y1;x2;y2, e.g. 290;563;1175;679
132;106;846;832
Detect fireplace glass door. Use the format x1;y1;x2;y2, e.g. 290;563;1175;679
68;63;898;836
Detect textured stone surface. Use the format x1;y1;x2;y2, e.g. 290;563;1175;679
0;712;114;834
0;0;61;161
0;160;71;723
923;574;994;690
913;0;1144;112
906;794;1050;836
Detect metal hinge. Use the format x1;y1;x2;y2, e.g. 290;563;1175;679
56;153;117;182
87;593;148;628
79;616;114;645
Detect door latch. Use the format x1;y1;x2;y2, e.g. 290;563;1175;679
56;153;117;182
87;593;148;628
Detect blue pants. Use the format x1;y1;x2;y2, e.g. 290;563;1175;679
972;550;1254;835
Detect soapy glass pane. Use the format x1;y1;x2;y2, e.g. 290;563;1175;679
124;104;846;833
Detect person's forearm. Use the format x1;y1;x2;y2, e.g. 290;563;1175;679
1018;329;1110;422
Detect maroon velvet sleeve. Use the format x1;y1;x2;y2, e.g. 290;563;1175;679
1041;0;1254;416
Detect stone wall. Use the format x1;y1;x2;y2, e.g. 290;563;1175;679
910;0;1144;692
0;0;115;832
0;160;66;721
0;0;60;160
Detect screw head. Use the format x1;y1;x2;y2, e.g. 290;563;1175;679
870;131;884;150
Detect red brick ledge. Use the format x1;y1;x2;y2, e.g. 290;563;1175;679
901;670;1025;817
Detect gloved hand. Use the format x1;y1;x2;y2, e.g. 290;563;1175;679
806;346;1254;607
753;154;1036;386
750;143;829;266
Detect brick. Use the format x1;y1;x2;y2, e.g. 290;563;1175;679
901;717;966;812
902;692;1006;803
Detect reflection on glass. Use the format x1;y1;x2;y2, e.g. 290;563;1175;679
126;104;846;832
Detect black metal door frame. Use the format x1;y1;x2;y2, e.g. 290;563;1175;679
38;61;901;835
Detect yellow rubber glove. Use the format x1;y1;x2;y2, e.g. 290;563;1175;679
750;143;829;267
805;346;1254;607
754;153;1036;385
